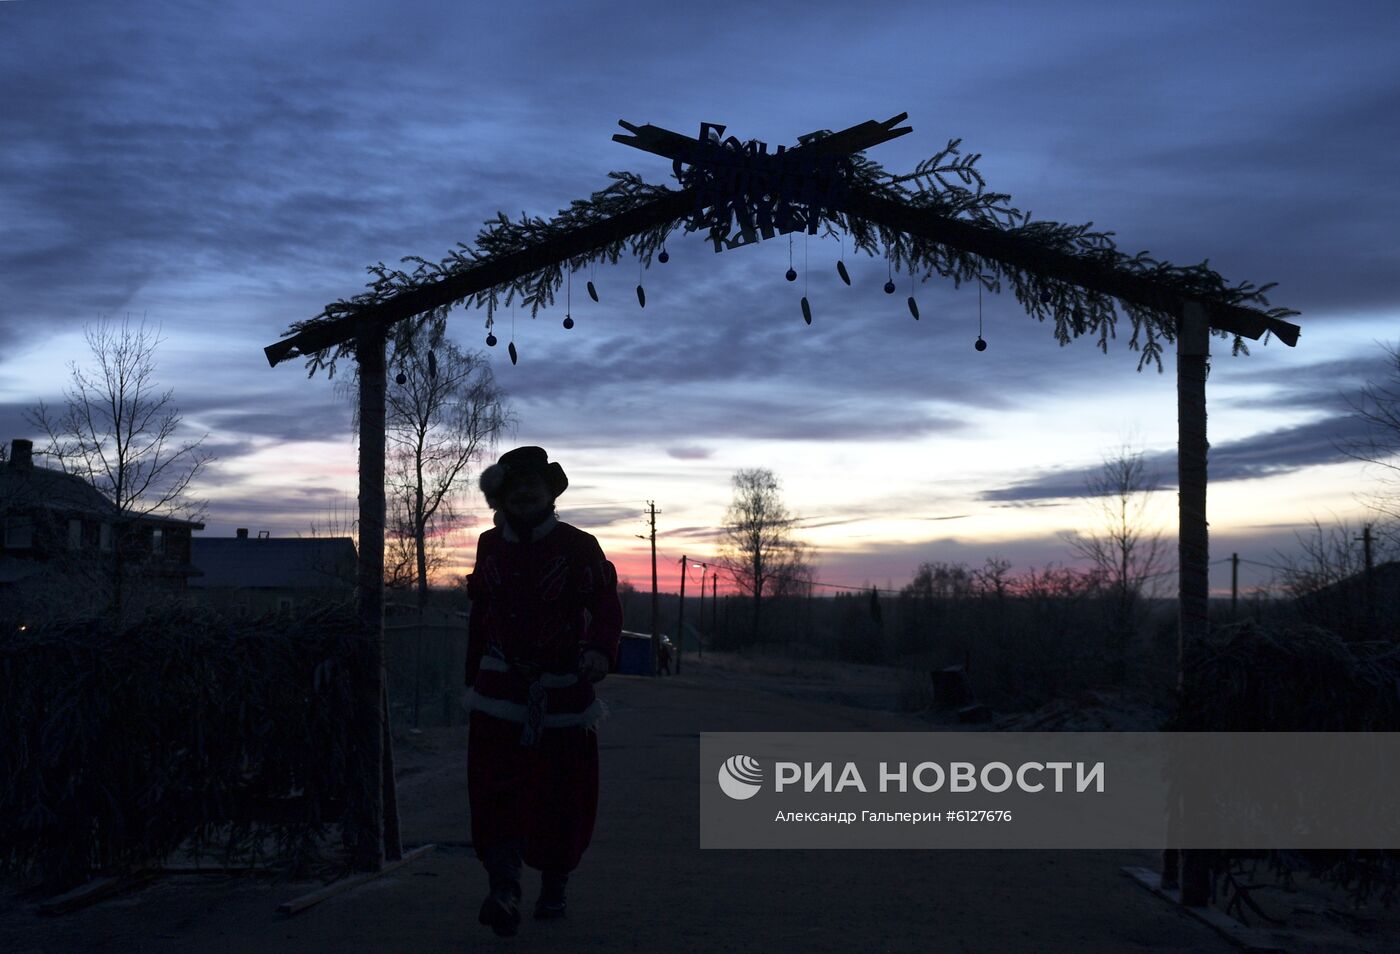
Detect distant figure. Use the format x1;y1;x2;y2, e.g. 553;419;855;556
463;446;622;937
658;637;673;675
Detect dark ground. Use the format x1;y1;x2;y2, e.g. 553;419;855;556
2;656;1392;953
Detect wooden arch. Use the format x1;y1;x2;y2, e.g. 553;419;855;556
262;115;1301;897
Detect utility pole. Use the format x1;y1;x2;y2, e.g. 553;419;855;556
696;563;707;660
1231;552;1239;620
710;573;717;653
676;554;688;674
648;501;660;676
1356;524;1375;639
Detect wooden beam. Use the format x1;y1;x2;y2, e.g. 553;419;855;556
276;844;435;915
841;189;1301;346
611;112;912;162
264;190;694;366
36;871;159;915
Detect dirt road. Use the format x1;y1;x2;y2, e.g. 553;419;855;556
2;662;1242;953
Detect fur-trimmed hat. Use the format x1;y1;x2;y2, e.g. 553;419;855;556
479;446;568;509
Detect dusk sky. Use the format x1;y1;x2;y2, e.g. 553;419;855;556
2;1;1397;596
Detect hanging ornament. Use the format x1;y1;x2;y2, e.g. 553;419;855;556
837;234;851;285
562;269;574;329
907;271;919;319
636;285;646;307
884;279;896;294
508;300;518;364
800;235;811;324
786;234;797;281
395;371;407;385
486;333;497;347
1040;289;1053;305
884;250;896;294
658;247;669;264
427;350;437;379
975;281;987;351
587;280;598;302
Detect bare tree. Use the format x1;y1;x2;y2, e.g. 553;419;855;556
1065;446;1168;684
1343;341;1400;524
26;317;212;615
1275;516;1398;598
717;468;808;644
384;341;511;604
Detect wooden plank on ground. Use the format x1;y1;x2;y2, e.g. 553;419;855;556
1122;866;1289;953
37;871;160;916
276;843;435;916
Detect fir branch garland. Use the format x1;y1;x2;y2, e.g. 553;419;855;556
282;134;1298;377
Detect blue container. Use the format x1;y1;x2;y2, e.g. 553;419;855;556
615;632;654;676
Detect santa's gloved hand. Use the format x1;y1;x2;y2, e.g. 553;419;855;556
579;648;609;683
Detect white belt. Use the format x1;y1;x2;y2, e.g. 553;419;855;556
478;654;579;687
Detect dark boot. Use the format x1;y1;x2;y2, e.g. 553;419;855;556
478;842;523;937
534;870;568;919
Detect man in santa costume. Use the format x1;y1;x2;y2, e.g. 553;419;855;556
463;445;622;937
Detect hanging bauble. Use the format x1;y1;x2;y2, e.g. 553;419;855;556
883;280;896;295
486;333;497;347
508;342;518;365
636;285;646;307
395;371;407;385
907;296;920;320
1040;289;1053;305
785;267;797;282
563;315;574;330
658;249;669;264
837;260;851;286
427;350;437;379
587;281;599;302
801;297;812;325
975;336;987;352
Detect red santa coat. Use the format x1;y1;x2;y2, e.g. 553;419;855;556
463;513;623;730
463;513;622;872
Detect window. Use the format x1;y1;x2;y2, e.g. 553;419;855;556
69;519;83;550
99;523;112;552
4;516;34;550
277;597;294;617
151;528;164;554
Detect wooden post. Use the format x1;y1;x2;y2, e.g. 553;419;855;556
350;328;400;871
1173;300;1211;905
676;555;687;674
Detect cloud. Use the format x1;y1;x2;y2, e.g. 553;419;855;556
981;414;1375;503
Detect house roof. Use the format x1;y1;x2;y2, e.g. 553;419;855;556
1295;560;1400;606
1;460;118;516
1;458;204;529
190;537;357;590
